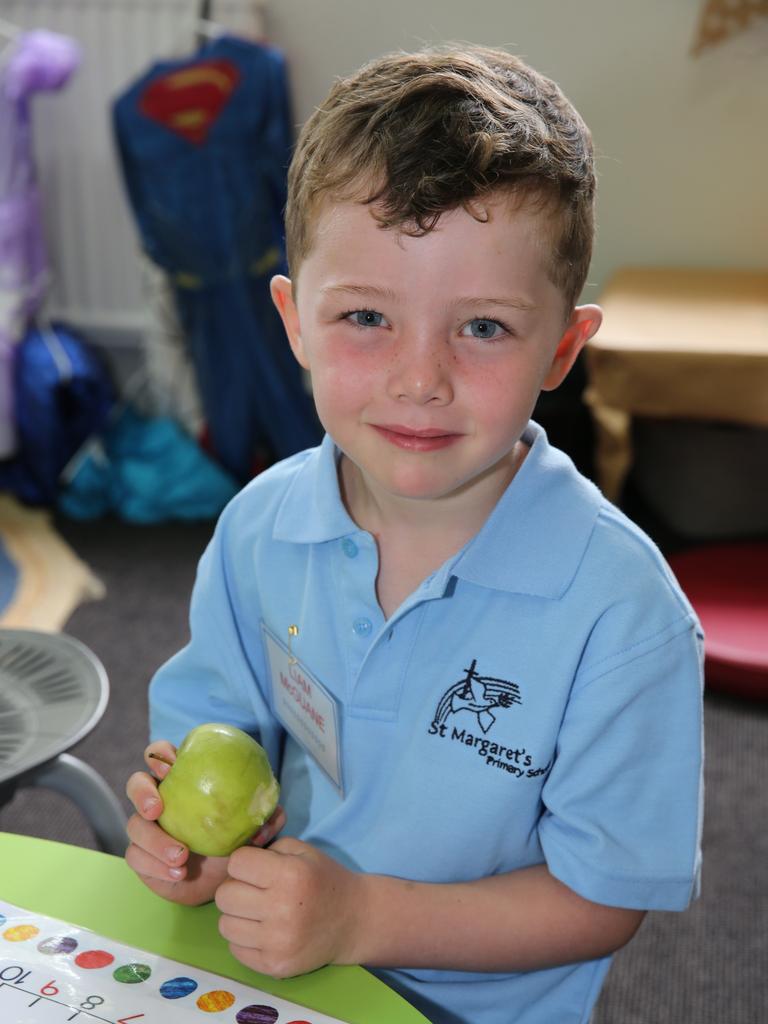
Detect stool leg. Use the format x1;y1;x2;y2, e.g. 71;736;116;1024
20;753;128;857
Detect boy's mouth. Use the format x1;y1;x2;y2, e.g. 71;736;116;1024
372;424;462;452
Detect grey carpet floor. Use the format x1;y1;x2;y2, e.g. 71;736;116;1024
1;516;765;1024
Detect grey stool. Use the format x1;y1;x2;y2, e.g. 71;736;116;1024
0;628;127;855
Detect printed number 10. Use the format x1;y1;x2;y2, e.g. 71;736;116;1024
0;966;31;984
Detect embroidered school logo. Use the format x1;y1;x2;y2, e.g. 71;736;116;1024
428;659;551;779
431;658;521;734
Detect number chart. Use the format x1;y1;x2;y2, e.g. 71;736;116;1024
0;900;348;1024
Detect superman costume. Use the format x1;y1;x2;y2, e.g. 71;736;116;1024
113;35;320;481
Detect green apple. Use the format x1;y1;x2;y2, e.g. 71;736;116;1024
157;723;280;857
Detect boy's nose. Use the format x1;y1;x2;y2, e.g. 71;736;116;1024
387;336;453;405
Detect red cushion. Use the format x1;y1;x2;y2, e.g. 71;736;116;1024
668;543;768;700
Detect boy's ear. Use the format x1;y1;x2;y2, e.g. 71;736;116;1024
541;304;603;391
270;274;309;369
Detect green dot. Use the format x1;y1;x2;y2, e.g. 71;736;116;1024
113;963;152;984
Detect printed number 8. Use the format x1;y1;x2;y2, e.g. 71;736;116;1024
81;995;105;1010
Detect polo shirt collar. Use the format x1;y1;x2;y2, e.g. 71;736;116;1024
451;422;603;599
273;433;357;543
273;423;603;600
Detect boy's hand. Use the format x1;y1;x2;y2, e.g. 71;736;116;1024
125;740;285;907
215;839;364;978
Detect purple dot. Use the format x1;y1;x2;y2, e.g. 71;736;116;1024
37;936;78;955
236;1006;279;1024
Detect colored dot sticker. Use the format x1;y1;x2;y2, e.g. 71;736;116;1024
38;935;78;955
75;949;115;969
236;1006;279;1024
3;924;39;942
113;963;152;984
160;976;198;999
197;989;236;1012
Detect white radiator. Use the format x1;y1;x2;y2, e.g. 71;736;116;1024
1;0;264;337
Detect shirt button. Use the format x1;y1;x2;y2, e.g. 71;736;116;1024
342;538;359;558
353;617;372;637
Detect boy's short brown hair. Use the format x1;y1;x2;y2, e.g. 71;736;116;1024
285;44;596;310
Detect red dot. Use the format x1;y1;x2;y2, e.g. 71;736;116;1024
75;949;115;969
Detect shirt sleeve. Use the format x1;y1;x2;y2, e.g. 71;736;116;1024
148;510;284;767
538;614;704;912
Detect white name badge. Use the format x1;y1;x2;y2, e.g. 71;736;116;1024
261;622;343;793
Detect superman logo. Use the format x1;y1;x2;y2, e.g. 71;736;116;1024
139;59;241;145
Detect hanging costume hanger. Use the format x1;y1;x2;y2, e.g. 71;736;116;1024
194;0;267;49
196;0;214;49
196;18;228;45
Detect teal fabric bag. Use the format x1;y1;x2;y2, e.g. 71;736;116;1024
59;406;238;523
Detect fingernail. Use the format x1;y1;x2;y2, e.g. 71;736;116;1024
169;867;184;879
143;797;159;814
166;846;184;862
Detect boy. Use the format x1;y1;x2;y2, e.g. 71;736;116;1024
126;45;703;1024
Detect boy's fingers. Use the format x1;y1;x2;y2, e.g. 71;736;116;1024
249;805;286;847
143;740;177;779
269;806;287;832
126;812;188;870
125;837;187;882
126;740;177;817
125;770;163;818
227;845;284;887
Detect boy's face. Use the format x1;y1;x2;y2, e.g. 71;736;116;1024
271;194;601;510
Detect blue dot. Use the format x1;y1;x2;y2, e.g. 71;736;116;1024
353;617;372;637
159;976;198;999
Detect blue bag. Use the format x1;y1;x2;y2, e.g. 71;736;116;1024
0;323;115;505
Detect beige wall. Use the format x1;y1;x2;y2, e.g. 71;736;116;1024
266;0;768;303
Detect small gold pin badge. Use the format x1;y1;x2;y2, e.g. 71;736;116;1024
287;624;299;664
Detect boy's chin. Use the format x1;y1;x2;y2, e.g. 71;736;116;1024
361;467;502;506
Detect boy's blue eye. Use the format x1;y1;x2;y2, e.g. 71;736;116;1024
347;310;384;328
463;318;506;340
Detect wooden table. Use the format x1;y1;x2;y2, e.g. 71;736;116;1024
584;267;768;500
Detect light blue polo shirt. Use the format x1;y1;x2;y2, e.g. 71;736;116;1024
150;421;704;1024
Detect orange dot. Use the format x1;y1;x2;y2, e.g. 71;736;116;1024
196;989;236;1012
3;925;39;942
